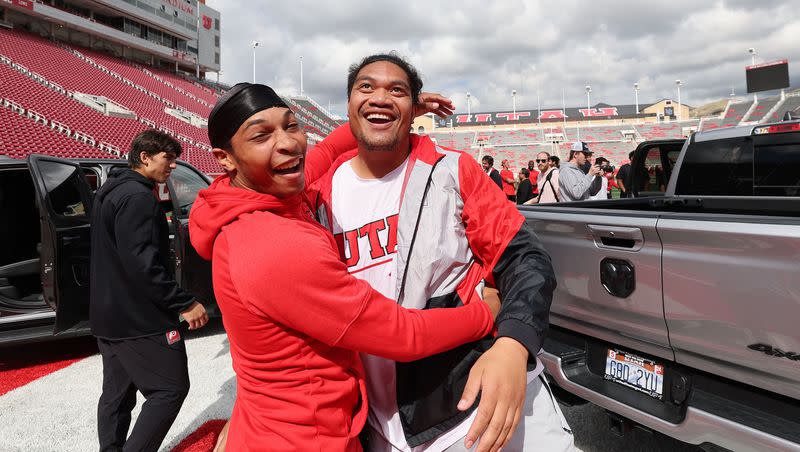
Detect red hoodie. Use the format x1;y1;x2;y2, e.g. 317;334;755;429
189;133;494;451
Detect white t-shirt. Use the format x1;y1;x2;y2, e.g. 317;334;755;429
331;156;542;452
331;157;409;450
589;174;609;200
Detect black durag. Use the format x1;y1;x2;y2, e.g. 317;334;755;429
207;83;289;149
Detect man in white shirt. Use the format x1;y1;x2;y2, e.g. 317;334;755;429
313;53;573;452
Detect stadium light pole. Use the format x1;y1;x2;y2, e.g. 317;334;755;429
299;56;304;96
251;41;259;83
466;92;471;117
675;79;682;121
585;85;592;111
634;82;640;115
749;48;757;102
537;86;542;129
511;89;517;129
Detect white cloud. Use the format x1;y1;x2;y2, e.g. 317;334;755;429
206;0;800;116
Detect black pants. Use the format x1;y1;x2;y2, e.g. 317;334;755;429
506;194;517;202
97;334;190;452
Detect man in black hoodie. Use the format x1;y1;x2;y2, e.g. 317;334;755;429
91;129;208;452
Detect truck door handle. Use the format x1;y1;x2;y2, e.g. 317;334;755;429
587;225;643;251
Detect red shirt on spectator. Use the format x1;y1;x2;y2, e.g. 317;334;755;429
529;170;540;194
500;169;516;196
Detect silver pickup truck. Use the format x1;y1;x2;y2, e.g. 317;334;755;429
523;121;800;452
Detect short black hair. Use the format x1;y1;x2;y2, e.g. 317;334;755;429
347;52;423;104
481;155;494;166
594;157;609;166
548;155;560;166
520;168;530;177
628;151;635;159
128;129;182;168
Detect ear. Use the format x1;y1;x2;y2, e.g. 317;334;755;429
140;151;151;166
212;147;236;172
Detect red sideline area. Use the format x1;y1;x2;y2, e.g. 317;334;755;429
170;419;228;452
0;337;98;396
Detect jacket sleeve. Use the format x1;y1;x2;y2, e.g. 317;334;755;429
233;224;494;362
114;193;195;314
304;123;357;185
559;167;596;201
458;154;556;356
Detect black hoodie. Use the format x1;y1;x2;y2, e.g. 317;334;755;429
90;167;194;339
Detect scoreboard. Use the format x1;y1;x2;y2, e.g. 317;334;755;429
746;60;790;93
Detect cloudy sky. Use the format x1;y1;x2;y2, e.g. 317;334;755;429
205;0;799;118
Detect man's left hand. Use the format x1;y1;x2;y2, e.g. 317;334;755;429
458;337;529;452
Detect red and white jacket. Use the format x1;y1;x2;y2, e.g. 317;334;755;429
310;134;557;446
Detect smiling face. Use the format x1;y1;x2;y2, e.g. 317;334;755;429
213;107;307;197
139;151;177;183
348;60;415;153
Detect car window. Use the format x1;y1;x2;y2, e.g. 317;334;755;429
674;137;753;196
82;167;100;192
38;160;89;218
170;165;208;218
754;143;800;196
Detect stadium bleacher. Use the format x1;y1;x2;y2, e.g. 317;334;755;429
0;28;333;175
429;131;476;149
768;95;800;123
635;123;681;140
746;98;780;122
723;101;753;123
0;104;108;159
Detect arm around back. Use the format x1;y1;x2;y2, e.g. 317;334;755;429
304;123;357;185
228;218;494;362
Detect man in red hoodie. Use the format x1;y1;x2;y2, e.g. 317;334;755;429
189;83;495;452
311;54;574;452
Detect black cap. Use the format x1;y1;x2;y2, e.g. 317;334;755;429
207;83;289;149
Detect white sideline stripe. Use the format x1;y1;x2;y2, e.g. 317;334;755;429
0;332;235;452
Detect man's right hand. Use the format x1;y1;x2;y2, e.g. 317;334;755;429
589;164;602;176
180;301;209;330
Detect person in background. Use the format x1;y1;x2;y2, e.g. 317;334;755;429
91;130;209;452
481;155;503;190
589;157;610;200
516;168;534;204
548;155;560;169
525;151;559;204
616;151;634;198
500;159;517;202
558;141;602;202
527;160;540;198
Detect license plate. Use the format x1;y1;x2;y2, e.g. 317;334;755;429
604;349;664;399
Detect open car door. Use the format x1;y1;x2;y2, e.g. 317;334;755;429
166;164;216;314
27;154;93;334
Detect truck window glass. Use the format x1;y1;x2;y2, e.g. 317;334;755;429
38;160;88;217
82;167;100;192
674;137;753;196
170;165;208;218
642;147;668;193
754;143;800;196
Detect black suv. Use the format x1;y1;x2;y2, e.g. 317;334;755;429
0;154;216;345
